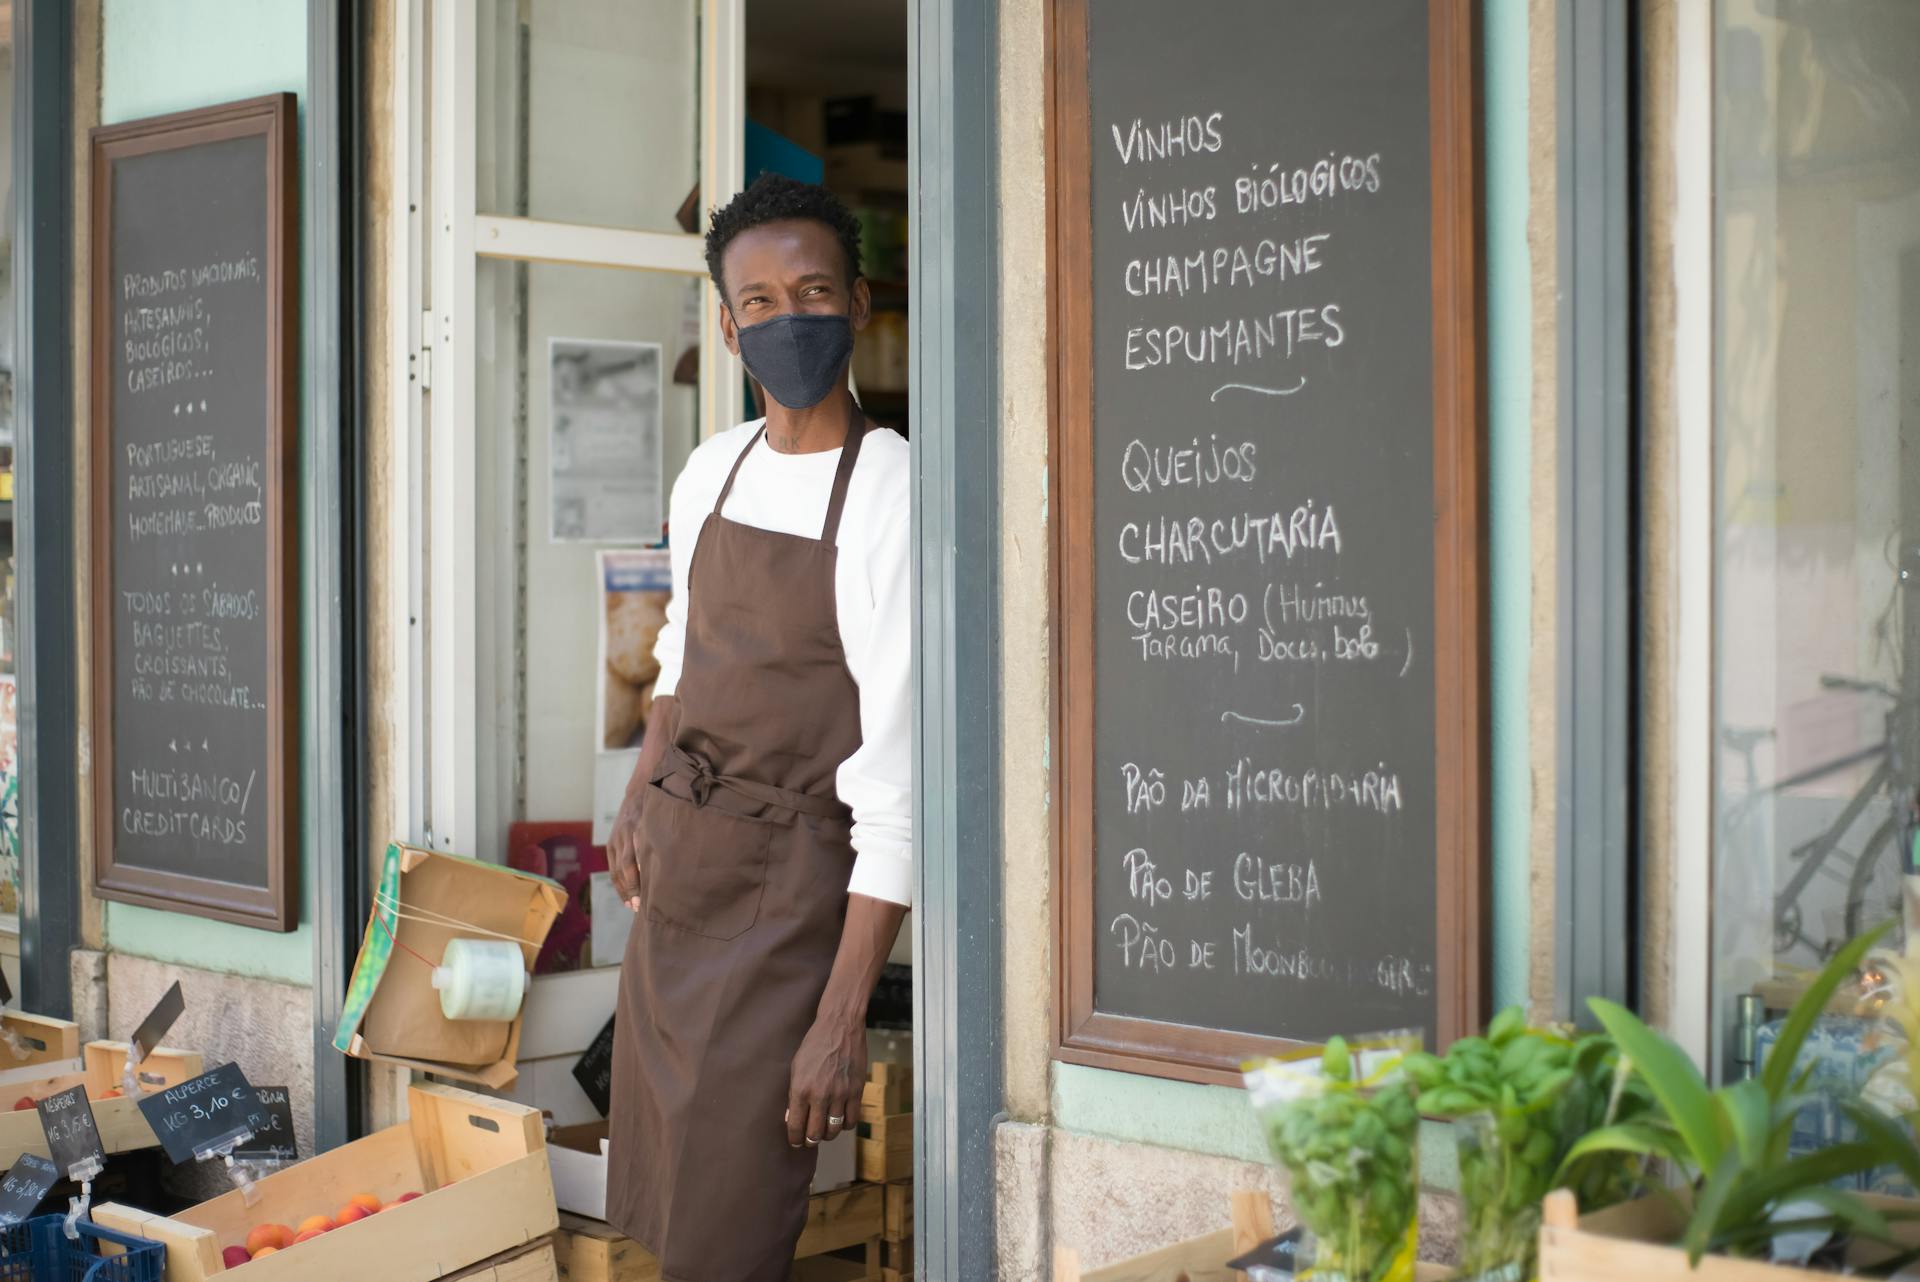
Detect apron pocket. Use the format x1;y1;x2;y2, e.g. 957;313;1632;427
639;783;775;941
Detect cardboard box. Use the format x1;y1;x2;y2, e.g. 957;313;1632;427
335;843;567;1089
547;1120;855;1221
94;1083;558;1282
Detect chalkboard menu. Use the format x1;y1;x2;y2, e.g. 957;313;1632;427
89;95;298;929
1052;0;1486;1083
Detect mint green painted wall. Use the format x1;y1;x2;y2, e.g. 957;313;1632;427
1049;1;1531;1176
99;0;312;985
1485;0;1532;1021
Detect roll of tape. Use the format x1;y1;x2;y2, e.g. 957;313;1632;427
431;938;528;1022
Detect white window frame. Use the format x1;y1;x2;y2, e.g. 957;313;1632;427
386;0;745;865
1670;0;1713;1070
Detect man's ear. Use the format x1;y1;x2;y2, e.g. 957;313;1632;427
718;296;741;356
851;276;872;333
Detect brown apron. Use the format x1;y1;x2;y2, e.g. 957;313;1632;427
608;407;870;1282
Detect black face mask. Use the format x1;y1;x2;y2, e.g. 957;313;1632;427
732;311;855;410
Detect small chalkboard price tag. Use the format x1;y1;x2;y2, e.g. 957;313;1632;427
137;1062;263;1165
0;962;13;1008
572;1015;615;1117
1226;1228;1307;1278
0;1154;58;1227
35;1085;105;1177
129;982;185;1064
231;1087;298;1163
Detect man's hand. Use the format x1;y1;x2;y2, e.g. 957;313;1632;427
785;893;907;1148
608;783;646;913
610;696;676;914
786;1013;866;1148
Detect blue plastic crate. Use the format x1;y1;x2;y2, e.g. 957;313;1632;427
0;1215;165;1282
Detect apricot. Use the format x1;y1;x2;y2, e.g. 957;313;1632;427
296;1214;335;1236
395;1191;422;1203
11;1097;32;1111
245;1224;295;1254
222;1245;253;1268
99;1089;122;1099
293;1228;328;1244
250;1246;279;1259
335;1203;371;1226
347;1193;382;1215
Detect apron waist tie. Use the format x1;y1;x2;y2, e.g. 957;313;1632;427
656;744;848;821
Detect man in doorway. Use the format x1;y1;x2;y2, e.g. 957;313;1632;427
605;174;913;1281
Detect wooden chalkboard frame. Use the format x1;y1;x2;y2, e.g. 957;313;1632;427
89;94;299;930
1048;0;1489;1085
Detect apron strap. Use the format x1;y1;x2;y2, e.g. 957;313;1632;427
656;743;849;821
820;399;869;545
712;424;766;515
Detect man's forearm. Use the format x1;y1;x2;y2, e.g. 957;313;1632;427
816;893;907;1033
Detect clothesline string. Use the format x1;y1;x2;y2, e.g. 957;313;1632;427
371;891;544;948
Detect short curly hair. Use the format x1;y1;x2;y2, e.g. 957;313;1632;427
705;173;864;303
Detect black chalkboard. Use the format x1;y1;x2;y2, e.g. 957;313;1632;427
35;1086;105;1178
90;95;298;930
0;1154;58;1227
137;1062;270;1165
231;1086;297;1163
573;1016;615;1118
1054;0;1486;1080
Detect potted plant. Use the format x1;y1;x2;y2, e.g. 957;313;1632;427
1543;922;1920;1277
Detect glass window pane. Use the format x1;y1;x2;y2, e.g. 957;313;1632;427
1712;0;1920;1074
472;258;702;881
476;0;701;235
0;25;19;927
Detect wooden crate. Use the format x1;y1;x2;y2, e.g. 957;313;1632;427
554;1214;659;1282
882;1237;911;1272
0;1039;202;1169
881;1180;912;1242
93;1083;558;1282
1538;1188;1920;1281
857;1112;911;1183
555;1183;882;1280
863;1061;910;1119
442;1237;561;1282
0;1011;82;1084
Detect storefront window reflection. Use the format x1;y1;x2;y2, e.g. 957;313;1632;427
1712;0;1920;1073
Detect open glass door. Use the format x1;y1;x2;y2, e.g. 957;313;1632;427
413;0;743;869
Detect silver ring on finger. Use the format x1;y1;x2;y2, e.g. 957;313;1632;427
827;1115;844;1126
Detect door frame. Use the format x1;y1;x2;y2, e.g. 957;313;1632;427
910;0;1001;1276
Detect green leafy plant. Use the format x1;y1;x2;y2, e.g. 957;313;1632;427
1247;1034;1421;1282
1403;1008;1651;1279
1568;921;1910;1265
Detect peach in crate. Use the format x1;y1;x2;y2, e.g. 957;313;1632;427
0;1039;201;1171
93;1083;557;1282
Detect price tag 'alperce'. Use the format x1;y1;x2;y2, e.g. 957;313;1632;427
137;1062;265;1165
0;1153;58;1226
231;1086;297;1163
35;1085;105;1177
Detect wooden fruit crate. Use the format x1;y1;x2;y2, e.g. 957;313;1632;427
882;1181;911;1242
864;1061;910;1118
93;1082;557;1282
1539;1188;1920;1280
0;1011;82;1084
554;1182;883;1281
441;1236;560;1282
857;1112;910;1183
0;1039;202;1168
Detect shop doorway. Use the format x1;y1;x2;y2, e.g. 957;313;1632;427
392;0;955;1258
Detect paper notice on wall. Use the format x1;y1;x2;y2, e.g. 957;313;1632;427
549;337;664;544
593;549;673;843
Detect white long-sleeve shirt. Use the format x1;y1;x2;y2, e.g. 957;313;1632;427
651;419;914;907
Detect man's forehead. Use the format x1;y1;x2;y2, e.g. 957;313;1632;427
724;220;846;276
